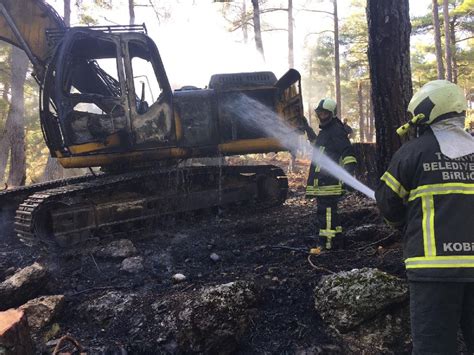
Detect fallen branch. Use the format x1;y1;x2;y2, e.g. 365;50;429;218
355;232;398;252
52;335;84;355
69;285;129;297
307;255;335;274
270;245;309;254
89;253;101;273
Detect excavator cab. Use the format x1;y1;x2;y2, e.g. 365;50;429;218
42;27;176;157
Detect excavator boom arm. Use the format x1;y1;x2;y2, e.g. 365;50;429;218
0;0;64;82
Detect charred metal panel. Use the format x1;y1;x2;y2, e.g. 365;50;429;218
210;71;280;143
209;71;277;90
173;88;218;147
66;109;127;145
275;69;300;90
275;69;307;133
217;88;277;142
123;33;174;147
131;100;174;145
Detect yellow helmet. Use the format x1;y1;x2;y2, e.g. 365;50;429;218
408;80;467;125
315;98;337;116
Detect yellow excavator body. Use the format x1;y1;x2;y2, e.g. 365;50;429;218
0;0;314;248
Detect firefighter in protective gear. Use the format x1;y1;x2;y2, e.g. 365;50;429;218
306;98;357;250
375;80;474;354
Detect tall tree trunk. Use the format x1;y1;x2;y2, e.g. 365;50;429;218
367;0;412;176
366;86;374;143
333;0;341;115
365;88;370;142
129;0;135;26
0;124;9;183
432;0;445;79
308;52;314;128
242;0;248;43
449;17;458;84
0;50;11;181
308;103;313;128
5;47;29;186
288;0;294;68
251;0;265;61
443;0;453;81
287;0;296;172
357;81;365;142
1;81;9;124
43;0;71;182
64;0;71;27
369;90;375;143
42;156;64;181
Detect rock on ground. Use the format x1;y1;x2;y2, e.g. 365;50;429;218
314;267;410;354
341;306;411;354
73;281;258;353
0;263;49;311
19;295;65;331
0;309;34;355
162;280;259;354
78;291;137;326
94;239;138;259
171;273;186;283
120;256;144;273
314;267;408;331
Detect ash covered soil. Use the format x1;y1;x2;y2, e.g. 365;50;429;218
0;155;406;354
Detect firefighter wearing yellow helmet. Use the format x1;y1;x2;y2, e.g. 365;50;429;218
305;98;357;251
375;80;474;354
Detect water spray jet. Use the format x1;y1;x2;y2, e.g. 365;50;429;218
226;95;375;200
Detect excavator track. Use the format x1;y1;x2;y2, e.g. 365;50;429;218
0;174;102;237
13;165;287;248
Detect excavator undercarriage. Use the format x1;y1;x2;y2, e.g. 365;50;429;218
1;164;288;248
8;164;287;248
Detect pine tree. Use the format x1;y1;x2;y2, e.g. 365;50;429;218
367;0;413;176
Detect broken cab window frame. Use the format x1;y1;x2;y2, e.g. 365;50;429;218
123;35;172;116
122;33;175;147
54;29;131;151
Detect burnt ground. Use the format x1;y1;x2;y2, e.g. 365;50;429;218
0;155;407;354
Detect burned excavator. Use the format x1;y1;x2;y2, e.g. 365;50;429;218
0;0;311;248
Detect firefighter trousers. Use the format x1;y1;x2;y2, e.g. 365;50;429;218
409;281;474;355
316;196;343;249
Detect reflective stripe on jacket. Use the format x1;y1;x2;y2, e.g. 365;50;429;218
306;117;357;197
375;129;474;281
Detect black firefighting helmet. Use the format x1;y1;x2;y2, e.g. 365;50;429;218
314;98;337;116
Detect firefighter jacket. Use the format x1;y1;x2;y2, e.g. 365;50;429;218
306;117;357;197
375;129;474;281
